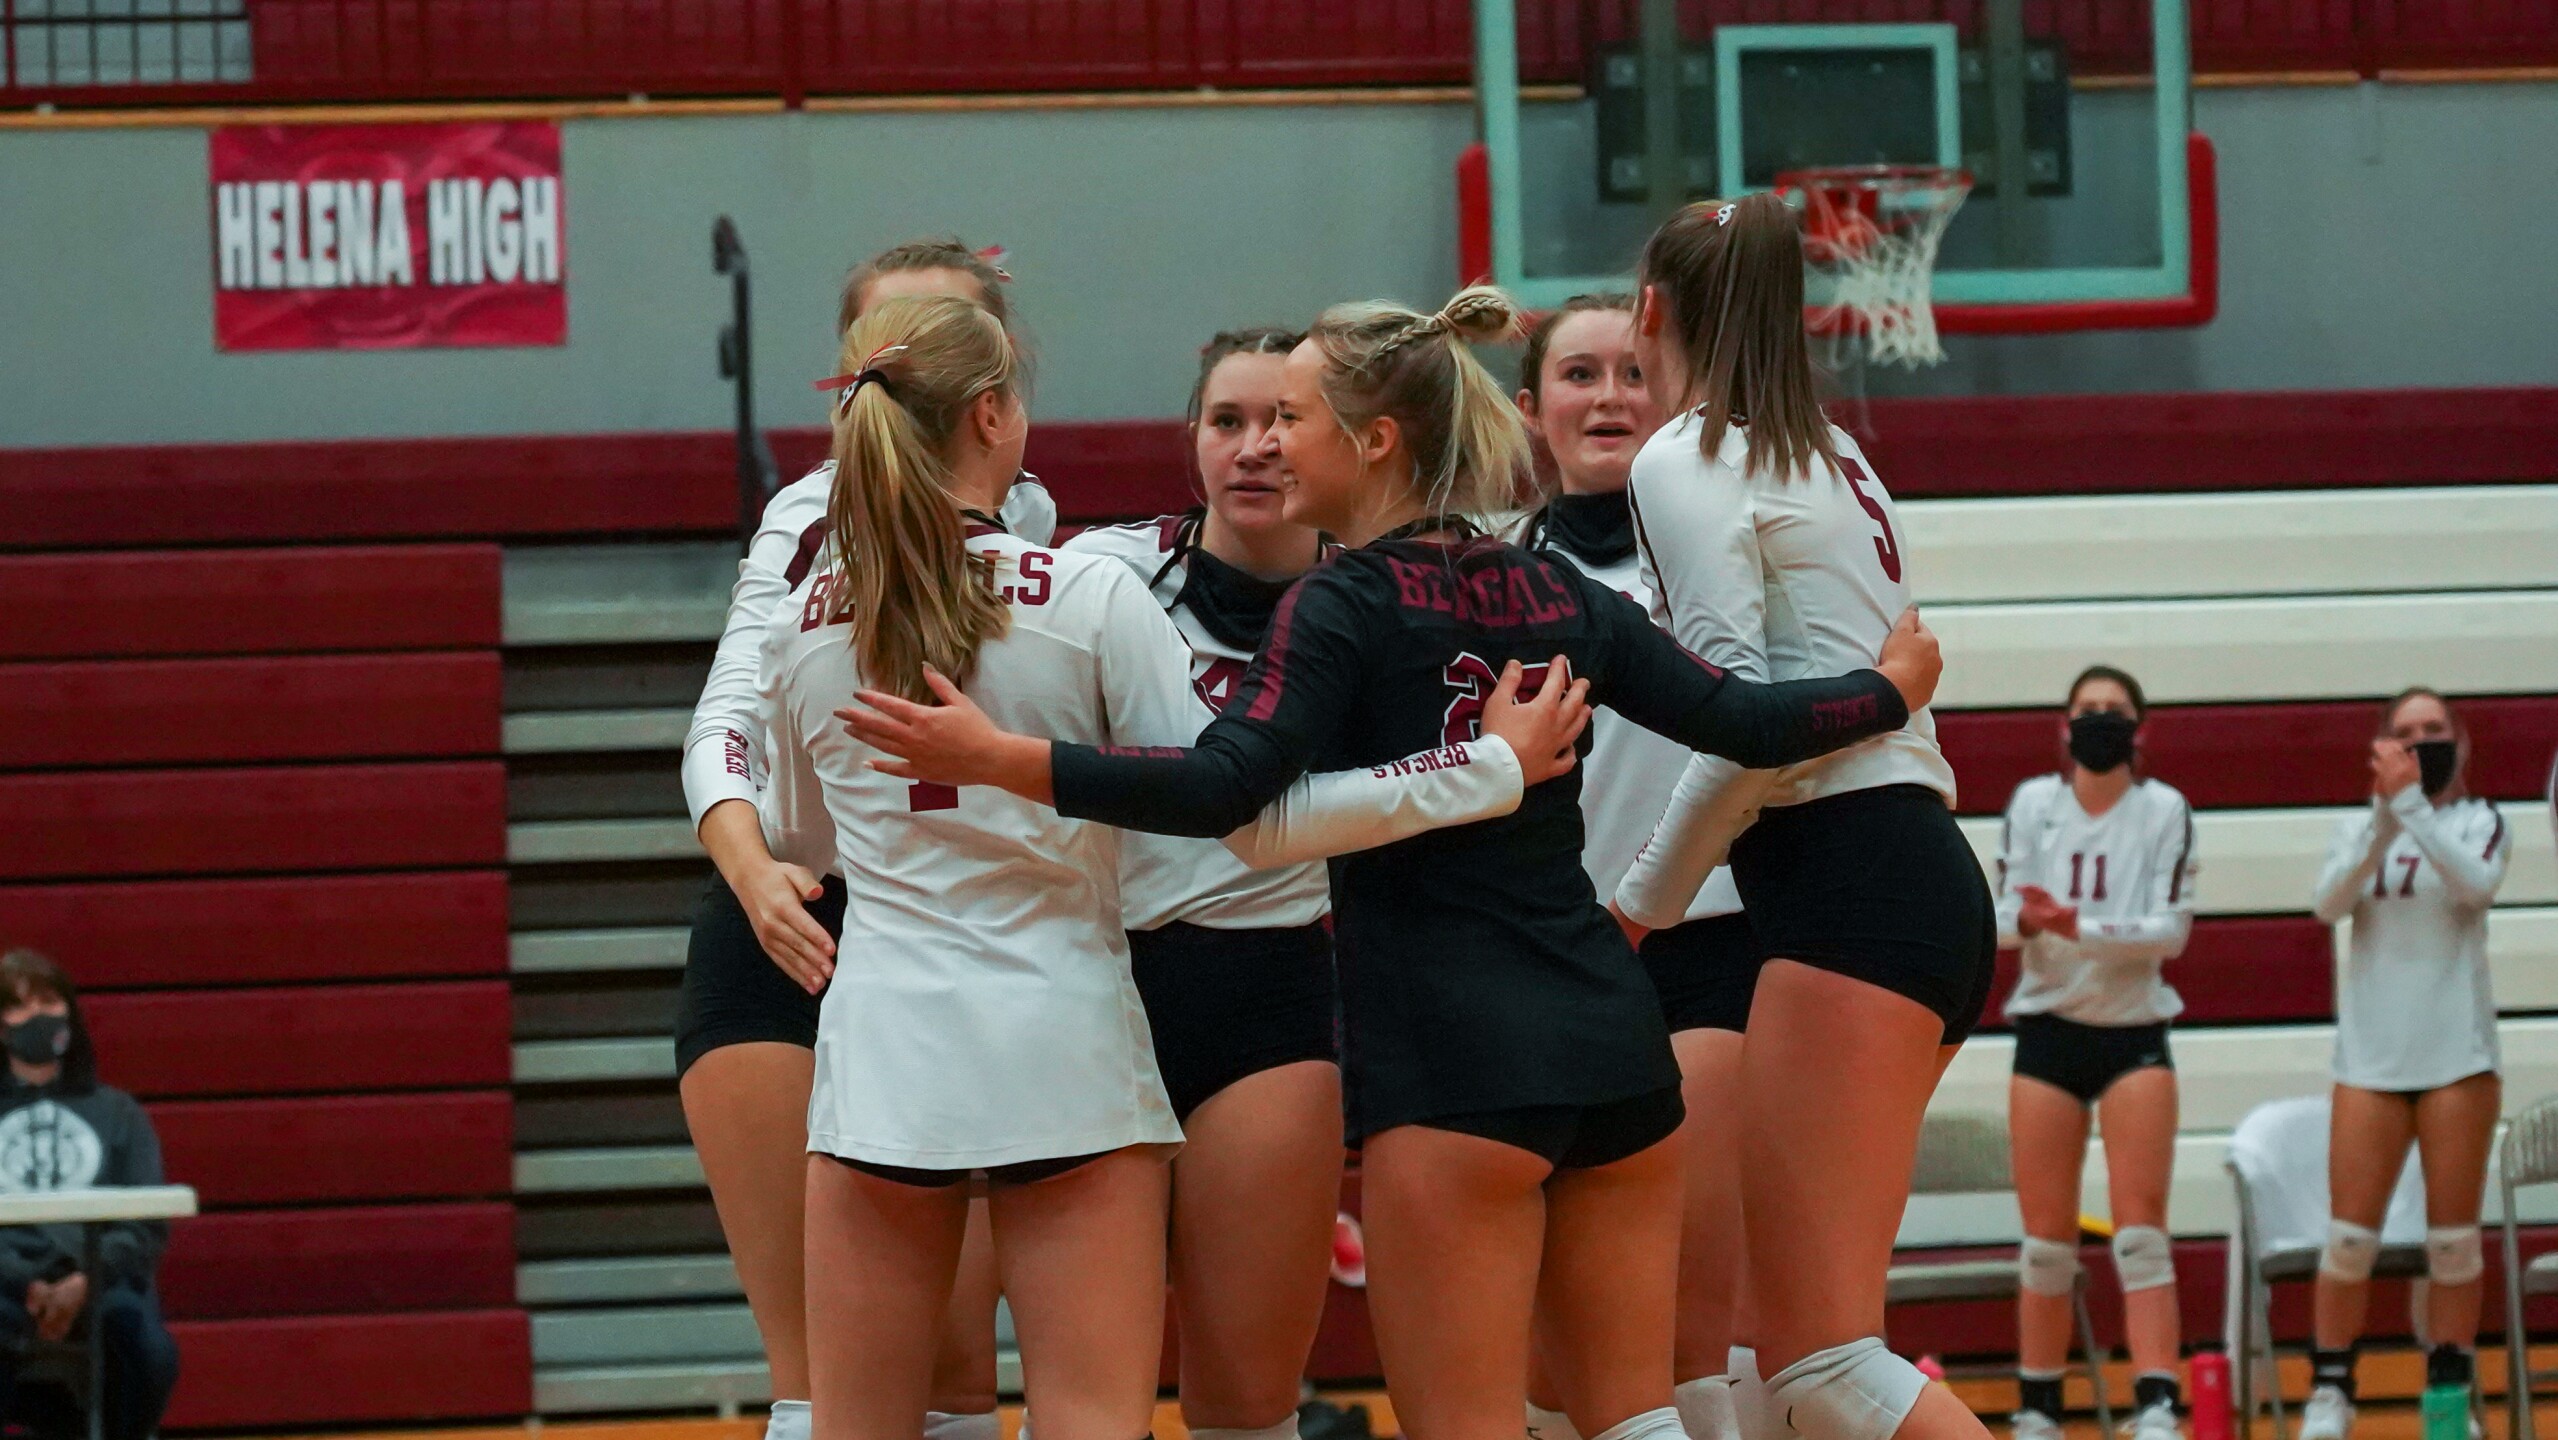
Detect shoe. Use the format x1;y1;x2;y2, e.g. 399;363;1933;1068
2121;1399;2182;1440
2298;1386;2355;1440
1299;1398;1373;1440
2011;1411;2064;1440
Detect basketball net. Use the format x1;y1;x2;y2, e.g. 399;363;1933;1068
1780;166;1972;370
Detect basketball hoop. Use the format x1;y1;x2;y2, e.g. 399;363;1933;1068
1777;165;1972;369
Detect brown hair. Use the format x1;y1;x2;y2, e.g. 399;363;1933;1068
0;949;96;1092
1638;193;1837;481
2380;686;2468;796
1186;327;1303;430
1517;292;1635;405
1304;285;1535;517
2067;664;2149;722
827;294;1020;702
839;237;1013;336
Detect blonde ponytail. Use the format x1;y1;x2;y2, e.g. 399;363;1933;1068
826;294;1018;702
1306;284;1535;518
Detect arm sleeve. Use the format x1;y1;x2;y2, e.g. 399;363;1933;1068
1221;737;1525;866
1994;785;2040;949
2390;788;2512;910
93;1097;168;1287
2312;805;2394;925
1057;569;1364;839
682;484;820;832
2074;796;2199;964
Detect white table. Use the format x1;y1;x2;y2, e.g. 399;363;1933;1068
0;1186;197;1440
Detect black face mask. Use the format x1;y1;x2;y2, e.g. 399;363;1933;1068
2067;711;2139;774
5;1014;68;1069
2412;739;2460;798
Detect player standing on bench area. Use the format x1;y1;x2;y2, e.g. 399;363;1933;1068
1608;193;1998;1440
2303;689;2513;1440
841;285;1943;1440
1995;665;2198;1440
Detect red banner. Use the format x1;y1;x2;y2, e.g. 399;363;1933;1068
209;121;567;351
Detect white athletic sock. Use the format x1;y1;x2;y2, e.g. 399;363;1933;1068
1676;1376;1739;1440
766;1400;813;1440
1192;1420;1302;1440
1727;1347;1784;1440
1528;1402;1586;1440
1589;1406;1689;1440
926;1412;1001;1440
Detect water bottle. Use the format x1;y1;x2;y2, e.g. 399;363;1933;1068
2188;1347;2233;1440
2422;1346;2473;1440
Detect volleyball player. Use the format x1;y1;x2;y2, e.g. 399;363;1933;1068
1056;329;1339;1440
2300;689;2514;1440
840;286;1944;1440
1607;194;1997;1440
676;237;1041;1440
1511;294;1749;1440
1995;665;2197;1440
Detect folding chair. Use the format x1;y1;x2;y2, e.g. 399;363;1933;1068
1887;1109;2114;1433
2226;1096;2429;1440
2500;1092;2558;1440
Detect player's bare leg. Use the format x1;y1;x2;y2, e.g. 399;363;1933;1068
1360;1124;1549;1440
805;1155;970;1440
682;1043;816;1401
995;1148;1176;1440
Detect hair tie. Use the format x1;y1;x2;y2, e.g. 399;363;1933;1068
974;245;1014;281
815;343;912;416
1714;202;1736;226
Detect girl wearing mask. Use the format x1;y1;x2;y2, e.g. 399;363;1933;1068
1512;294;1751;1440
2300;689;2513;1440
1058;329;1340;1440
1995;665;2197;1440
1608;194;1997;1440
839;286;1942;1440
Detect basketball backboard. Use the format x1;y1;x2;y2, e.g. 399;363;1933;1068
1464;0;2216;335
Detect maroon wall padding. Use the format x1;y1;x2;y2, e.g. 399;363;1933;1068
88;981;513;1099
158;1203;517;1320
152;1091;513;1207
0;545;501;658
0;760;507;881
0;434;733;547
161;1308;531;1429
0;871;508;989
1944;696;2558;816
0;652;502;769
1976;916;2336;1030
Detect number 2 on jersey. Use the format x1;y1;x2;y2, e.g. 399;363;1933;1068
1838;457;1903;583
1439;652;1554;746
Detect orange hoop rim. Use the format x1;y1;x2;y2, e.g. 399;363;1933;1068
1776;164;1973;263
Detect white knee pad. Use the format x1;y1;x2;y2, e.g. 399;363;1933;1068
2426;1224;2484;1286
765;1400;812;1440
1528;1403;1587;1440
2111;1225;2176;1293
1768;1338;1929;1440
1677;1375;1740;1440
1729;1346;1787;1440
1589;1408;1686;1440
2321;1219;2381;1282
2019;1235;2082;1298
1193;1423;1301;1440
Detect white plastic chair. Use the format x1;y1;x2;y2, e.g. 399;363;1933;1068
2499;1092;2558;1440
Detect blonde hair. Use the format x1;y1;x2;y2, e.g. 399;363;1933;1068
1305;285;1536;518
827;293;1018;702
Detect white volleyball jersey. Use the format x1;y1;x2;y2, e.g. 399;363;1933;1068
1060;515;1330;932
2312;789;2513;1092
764;529;1524;1168
679;462;1056;834
1995;773;2198;1026
1513;503;1740;922
1611;415;1954;929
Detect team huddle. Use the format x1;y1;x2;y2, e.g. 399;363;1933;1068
669;198;2522;1440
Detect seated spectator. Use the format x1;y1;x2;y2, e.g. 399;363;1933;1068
0;949;178;1440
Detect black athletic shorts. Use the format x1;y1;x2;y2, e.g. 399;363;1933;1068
1422;1084;1686;1171
825;1150;1106;1189
1128;920;1338;1121
1641;912;1763;1034
673;872;846;1078
1729;783;1997;1045
2010;1013;2175;1105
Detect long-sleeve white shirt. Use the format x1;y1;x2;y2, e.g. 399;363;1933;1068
2311;787;2513;1092
1996;773;2198;1026
764;530;1524;1167
1611;415;1953;929
680;463;1058;836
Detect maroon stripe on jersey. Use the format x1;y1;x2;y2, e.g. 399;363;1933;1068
0;760;507;881
89;981;512;1099
160;1203;516;1320
783;517;829;588
0;652;500;769
152;1091;513;1207
0;872;508;988
0;545;501;660
162;1309;530;1429
1242;581;1305;724
2485;808;2508;858
1940;696;2558;813
2169;810;2197;903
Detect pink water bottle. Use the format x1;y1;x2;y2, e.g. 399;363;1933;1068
2189;1348;2233;1440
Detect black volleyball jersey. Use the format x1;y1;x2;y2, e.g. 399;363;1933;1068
1052;535;1908;1137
